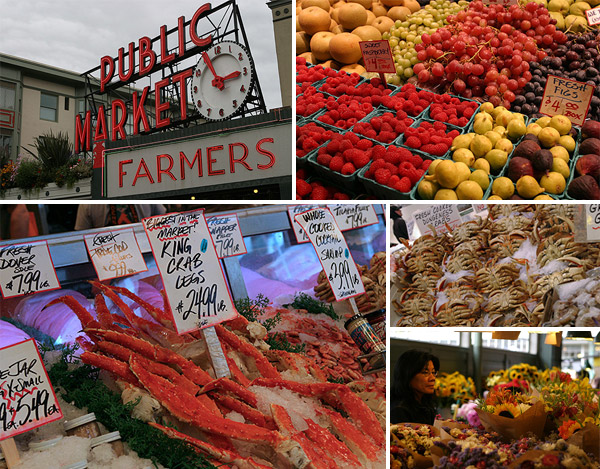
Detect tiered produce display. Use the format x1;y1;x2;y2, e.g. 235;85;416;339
391;364;600;468
295;0;600;200
391;204;600;326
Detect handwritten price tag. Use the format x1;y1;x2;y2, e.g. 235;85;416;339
539;75;595;127
84;228;148;281
288;205;320;244
0;241;60;299
143;209;238;334
586;6;600;26
586;204;600;241
329;204;378;231
359;40;396;74
207;214;247;258
413;204;461;237
0;339;63;441
294;208;365;302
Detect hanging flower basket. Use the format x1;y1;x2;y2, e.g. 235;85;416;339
1;177;92;200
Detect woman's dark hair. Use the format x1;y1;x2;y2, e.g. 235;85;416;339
391;349;440;403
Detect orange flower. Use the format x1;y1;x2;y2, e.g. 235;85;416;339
558;419;581;439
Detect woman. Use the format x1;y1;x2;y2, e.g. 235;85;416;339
391;349;439;425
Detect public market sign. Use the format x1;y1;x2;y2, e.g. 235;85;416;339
0;339;63;440
103;122;290;197
142;209;237;334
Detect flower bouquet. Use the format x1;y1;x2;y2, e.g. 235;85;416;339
390;423;441;468
508;439;598;469
476;388;547;441
436;372;477;407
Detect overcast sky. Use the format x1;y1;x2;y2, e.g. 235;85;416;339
0;0;284;109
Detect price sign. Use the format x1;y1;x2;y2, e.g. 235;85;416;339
206;214;247;258
0;339;63;441
84;228;148;281
143;209;238;334
288;204;320;244
413;204;462;237
586;6;600;26
0;241;60;299
329;204;378;231
294;208;365;302
586;204;600;241
359;40;396;74
539;75;595;126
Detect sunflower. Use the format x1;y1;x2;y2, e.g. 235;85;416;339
493;402;521;419
509;369;520;380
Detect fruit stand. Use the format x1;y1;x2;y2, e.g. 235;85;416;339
295;0;600;200
0;204;387;469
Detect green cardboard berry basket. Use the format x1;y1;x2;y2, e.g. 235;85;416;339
410;165;493;201
306;150;365;194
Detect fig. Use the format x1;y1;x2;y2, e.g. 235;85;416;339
513;139;541;160
509;194;524;200
507;156;534;182
567;175;600;199
531;149;554;173
579;138;600;155
575;154;600;179
581;120;600;139
522;134;541;145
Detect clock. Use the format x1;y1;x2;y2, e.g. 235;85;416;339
190;40;255;121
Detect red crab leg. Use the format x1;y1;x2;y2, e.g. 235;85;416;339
212;394;277;430
149;422;272;469
80;351;140;387
317;407;380;463
271;404;337;469
215;324;281;379
75;336;95;352
93;282;176;330
222;342;252;387
303;417;360;467
129;355;282;446
94;294;132;334
197;376;257;408
45;296;100;329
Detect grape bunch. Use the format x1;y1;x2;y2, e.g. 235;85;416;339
514;31;600;120
410;1;567;108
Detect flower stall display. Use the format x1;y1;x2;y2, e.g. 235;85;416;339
436;372;477;407
390;423;441;468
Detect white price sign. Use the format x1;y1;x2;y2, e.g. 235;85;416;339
413;204;462;237
0;241;60;299
288;204;320;244
586;204;600;241
84;228;148;281
0;339;63;440
329;204;379;231
143;209;238;334
206;214;247;258
294;208;365;302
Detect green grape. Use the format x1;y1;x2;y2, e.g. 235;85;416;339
410;56;419;65
396;66;404;76
404;68;414;78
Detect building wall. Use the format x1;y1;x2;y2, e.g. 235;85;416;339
20;76;77;157
267;0;292;108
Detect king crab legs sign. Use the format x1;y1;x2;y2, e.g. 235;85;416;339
0;339;63;441
294;208;365;302
142;209;238;334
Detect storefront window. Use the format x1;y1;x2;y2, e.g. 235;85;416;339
40;92;58;121
479;332;535;353
237;215;386;300
390;329;462;346
0;81;15;110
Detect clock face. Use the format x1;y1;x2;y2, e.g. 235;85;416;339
190;40;255;121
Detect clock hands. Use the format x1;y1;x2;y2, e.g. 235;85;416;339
202;51;241;91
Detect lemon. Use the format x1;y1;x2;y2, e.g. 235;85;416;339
456;180;484;200
455;161;471;184
435;160;460;189
452;148;475;167
417;179;440;200
428;159;442;175
473;158;491;174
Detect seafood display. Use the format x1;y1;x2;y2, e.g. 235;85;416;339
11;282;385;468
392;205;600;327
546;276;600;327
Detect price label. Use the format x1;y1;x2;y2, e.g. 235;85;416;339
359;40;396;74
84;228;148;281
294;208;365;302
0;241;60;299
539;75;595;127
288;204;320;244
586;204;600;241
329;204;378;231
413;204;462;237
143;209;238;334
586;6;600;26
0;339;63;441
206;214;247;258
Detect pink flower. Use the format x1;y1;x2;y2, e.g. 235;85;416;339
541;454;560;466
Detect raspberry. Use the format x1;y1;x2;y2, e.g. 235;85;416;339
370;158;387;171
334;193;350;200
352;152;371;168
296;178;312;197
302;137;319;153
341;162;356;175
379;131;396;144
310;186;330;200
343;148;361;163
329;156;345;172
398;161;416;178
317;154;332;166
405;136;421;149
394;177;412;193
372;146;387;160
297;169;307;179
374;168;391;185
388;175;400;187
356;139;373;151
327;140;341;154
